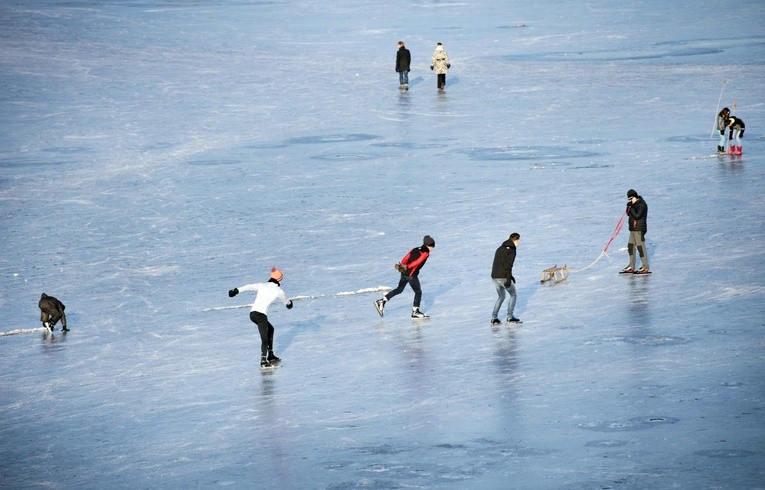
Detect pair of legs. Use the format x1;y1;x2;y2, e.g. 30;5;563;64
491;278;517;321
398;70;409;85
729;129;743;154
437;73;446;89
385;273;422;307
718;131;727;152
41;310;67;330
249;311;276;359
627;230;649;270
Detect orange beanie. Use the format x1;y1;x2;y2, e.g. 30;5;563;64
270;267;283;282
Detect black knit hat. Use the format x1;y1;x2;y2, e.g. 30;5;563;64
627;189;638;198
423;235;435;247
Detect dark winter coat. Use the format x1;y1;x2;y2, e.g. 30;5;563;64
626;196;648;233
726;116;745;138
396;47;411;72
491;239;517;280
401;245;429;277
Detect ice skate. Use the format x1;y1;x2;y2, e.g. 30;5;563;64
374;298;386;317
411;307;429;319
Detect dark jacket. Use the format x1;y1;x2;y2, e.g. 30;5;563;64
396;47;411;72
491;239;517;280
627;196;648;233
401;245;429;277
726;116;745;138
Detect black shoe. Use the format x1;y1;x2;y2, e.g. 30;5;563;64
260;357;271;368
267;352;281;362
490;318;502;325
507;317;522;323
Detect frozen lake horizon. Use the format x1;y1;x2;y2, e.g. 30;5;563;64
1;0;764;488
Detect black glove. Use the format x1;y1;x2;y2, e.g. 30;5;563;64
504;277;514;288
286;300;293;309
228;288;238;298
740;128;745;138
446;63;451;68
430;65;434;70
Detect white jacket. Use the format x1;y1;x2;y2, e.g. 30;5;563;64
237;282;289;314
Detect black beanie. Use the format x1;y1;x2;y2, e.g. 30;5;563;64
627;189;638;198
423;235;435;247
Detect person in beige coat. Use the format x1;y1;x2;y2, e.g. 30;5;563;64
430;42;451;90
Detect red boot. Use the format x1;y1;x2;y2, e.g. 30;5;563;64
736;145;742;155
727;145;735;155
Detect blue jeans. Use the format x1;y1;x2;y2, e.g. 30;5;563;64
398;70;409;85
492;278;516;320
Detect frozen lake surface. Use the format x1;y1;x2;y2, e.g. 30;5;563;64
1;0;764;488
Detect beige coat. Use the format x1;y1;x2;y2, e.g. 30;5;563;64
431;45;450;75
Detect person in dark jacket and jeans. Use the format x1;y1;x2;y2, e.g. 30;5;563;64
375;235;435;318
395;41;411;90
491;233;521;324
622;189;650;274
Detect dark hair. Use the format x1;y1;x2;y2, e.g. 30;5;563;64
509;233;520;241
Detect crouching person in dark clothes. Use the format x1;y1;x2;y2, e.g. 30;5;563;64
229;267;293;368
39;293;68;331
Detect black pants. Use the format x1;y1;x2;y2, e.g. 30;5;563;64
437;73;446;88
249;311;274;358
386;273;422;307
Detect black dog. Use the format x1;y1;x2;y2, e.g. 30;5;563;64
39;293;68;331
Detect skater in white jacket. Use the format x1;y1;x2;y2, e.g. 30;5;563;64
229;267;293;368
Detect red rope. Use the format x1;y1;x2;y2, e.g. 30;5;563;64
602;211;626;253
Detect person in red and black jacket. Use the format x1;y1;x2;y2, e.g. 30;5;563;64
375;235;435;318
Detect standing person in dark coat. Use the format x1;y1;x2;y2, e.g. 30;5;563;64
622;189;650;274
375;235;435;318
491;233;521;324
395;41;411;90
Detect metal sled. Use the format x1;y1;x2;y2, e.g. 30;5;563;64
540;265;569;283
